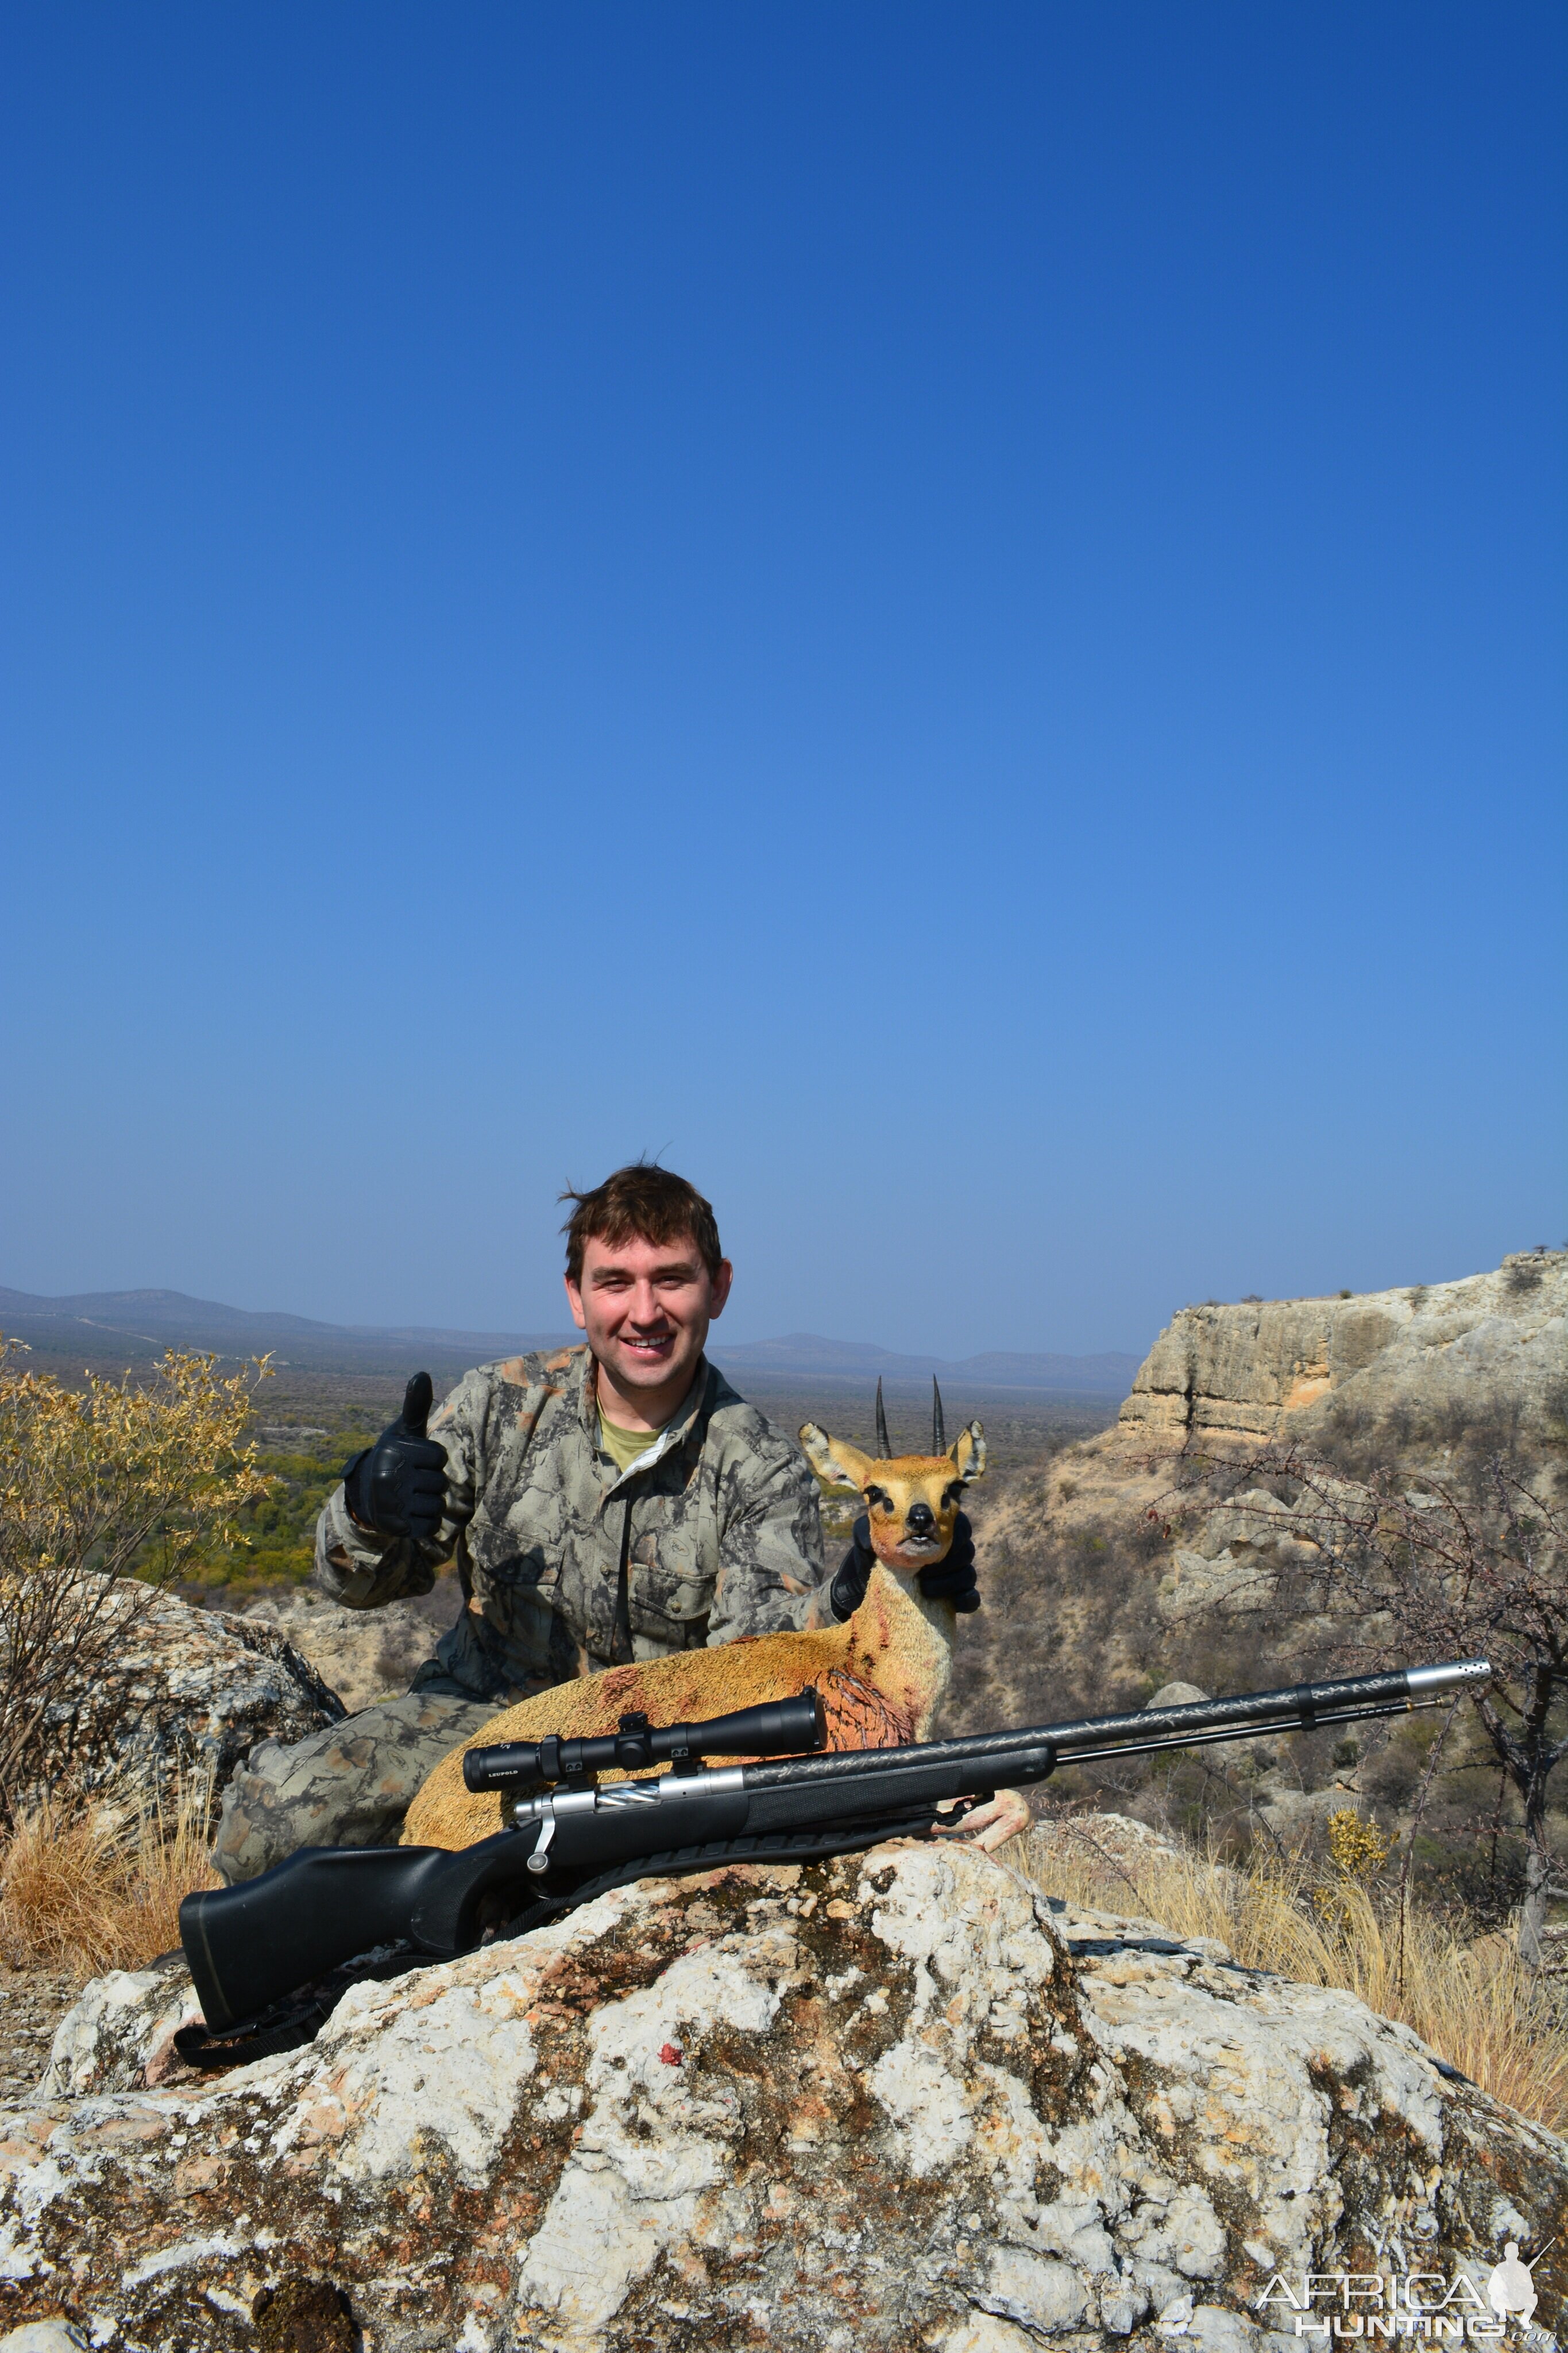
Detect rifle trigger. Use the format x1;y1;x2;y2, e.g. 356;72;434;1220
527;1814;557;1876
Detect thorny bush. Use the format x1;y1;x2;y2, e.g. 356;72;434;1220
1161;1439;1568;1962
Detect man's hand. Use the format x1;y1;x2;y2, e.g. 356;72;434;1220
828;1517;876;1621
933;1787;1031;1849
829;1511;982;1621
916;1510;980;1611
342;1372;449;1544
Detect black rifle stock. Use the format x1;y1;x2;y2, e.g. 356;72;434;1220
182;1658;1488;2036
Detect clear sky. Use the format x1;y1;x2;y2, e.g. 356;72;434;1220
2;3;1563;1359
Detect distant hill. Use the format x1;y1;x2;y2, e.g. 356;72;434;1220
0;1286;575;1378
0;1287;1137;1398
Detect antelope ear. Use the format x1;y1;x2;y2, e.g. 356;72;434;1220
800;1424;874;1491
949;1422;987;1483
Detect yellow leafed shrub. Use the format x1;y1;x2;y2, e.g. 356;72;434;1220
1324;1804;1392;1882
0;1341;272;1813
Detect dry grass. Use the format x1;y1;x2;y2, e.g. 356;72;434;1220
0;1777;219;1981
1006;1821;1568;2135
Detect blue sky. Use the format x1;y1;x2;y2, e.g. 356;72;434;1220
2;3;1562;1359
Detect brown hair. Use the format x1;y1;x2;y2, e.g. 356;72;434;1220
560;1163;723;1284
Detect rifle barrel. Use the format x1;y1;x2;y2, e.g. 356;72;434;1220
741;1659;1490;1792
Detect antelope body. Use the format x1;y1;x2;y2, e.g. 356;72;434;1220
404;1381;1026;1852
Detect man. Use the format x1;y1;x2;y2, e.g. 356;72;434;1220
212;1164;978;1883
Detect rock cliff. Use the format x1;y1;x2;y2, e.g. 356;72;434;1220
1118;1251;1566;1451
4;1842;1565;2350
948;1251;1567;1745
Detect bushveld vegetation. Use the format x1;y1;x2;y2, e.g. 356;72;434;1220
951;1390;1568;1962
0;1341;261;1981
1154;1430;1568;1958
2;1324;1563;2136
192;1428;374;1596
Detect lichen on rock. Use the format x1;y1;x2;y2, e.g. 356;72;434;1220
0;1841;1563;2349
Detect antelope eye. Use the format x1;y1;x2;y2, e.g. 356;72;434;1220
865;1484;892;1511
941;1482;964;1508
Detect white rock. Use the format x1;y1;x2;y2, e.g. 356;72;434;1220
984;2244;1088;2328
39;1965;198;2100
0;1843;1562;2350
1188;2307;1262;2352
938;2320;1039;2353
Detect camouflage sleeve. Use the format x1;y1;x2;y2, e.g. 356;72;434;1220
311;1366;489;1611
708;1438;835;1644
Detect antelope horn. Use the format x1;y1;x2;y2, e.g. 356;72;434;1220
932;1377;945;1455
875;1378;892;1459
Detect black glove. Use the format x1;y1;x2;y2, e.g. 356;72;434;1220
829;1517;877;1621
829;1511;982;1621
918;1510;980;1611
342;1372;449;1544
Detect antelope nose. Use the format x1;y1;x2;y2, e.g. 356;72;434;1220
906;1502;935;1534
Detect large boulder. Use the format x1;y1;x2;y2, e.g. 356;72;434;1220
2;1841;1565;2349
33;1584;344;1814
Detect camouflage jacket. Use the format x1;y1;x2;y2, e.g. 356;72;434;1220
313;1345;832;1702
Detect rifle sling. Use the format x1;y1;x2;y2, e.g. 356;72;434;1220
171;1946;422;2071
175;2003;341;2071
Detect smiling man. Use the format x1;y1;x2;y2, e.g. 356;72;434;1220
214;1163;930;1884
375;1163;840;1691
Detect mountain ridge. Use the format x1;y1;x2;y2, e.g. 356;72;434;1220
713;1330;1138;1392
0;1286;1137;1397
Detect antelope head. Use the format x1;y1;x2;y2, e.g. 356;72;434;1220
800;1379;986;1573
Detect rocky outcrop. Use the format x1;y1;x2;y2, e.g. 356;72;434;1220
4;1841;1565;2349
1118;1251;1566;1451
34;1587;344;1815
948;1250;1565;1739
1150;1484;1327;1629
1022;1807;1203;1889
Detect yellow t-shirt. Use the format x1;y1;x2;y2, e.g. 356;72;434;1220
598;1410;667;1476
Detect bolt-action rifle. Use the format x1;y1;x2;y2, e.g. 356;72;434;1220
180;1660;1489;2057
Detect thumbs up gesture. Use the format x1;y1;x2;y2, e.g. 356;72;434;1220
342;1372;450;1543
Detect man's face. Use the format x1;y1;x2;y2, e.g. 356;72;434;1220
564;1230;733;1406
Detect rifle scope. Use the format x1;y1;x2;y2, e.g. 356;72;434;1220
462;1689;827;1792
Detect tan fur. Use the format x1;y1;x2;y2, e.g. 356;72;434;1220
404;1560;954;1849
799;1421;984;1569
